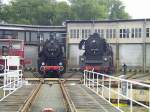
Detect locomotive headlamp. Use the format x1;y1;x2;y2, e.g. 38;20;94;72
92;40;96;43
42;62;45;66
104;58;107;61
59;62;63;66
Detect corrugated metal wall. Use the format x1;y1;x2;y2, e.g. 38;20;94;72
24;46;38;68
119;44;143;67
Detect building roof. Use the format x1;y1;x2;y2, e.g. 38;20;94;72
0;24;66;32
65;18;150;24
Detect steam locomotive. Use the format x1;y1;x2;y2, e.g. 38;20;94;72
38;34;66;77
79;33;114;74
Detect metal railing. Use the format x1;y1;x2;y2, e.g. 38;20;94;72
83;70;150;112
0;70;23;101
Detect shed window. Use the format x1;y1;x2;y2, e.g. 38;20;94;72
126;29;129;38
106;29;109;38
85;29;88;38
77;29;79;38
74;29;76;38
135;28;138;38
110;29;112;38
113;29;116;38
139;28;142;37
82;29;85;38
131;28;134;38
120;29;123;38
70;29;73;38
146;28;149;37
88;29;91;37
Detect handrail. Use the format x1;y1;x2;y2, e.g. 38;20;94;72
0;70;23;101
83;70;150;112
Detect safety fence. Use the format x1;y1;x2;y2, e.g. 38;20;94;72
83;70;150;112
0;70;23;101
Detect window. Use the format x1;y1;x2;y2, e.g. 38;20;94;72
31;32;38;41
101;29;104;38
73;29;76;38
70;29;73;38
131;28;142;38
131;28;134;38
98;29;101;34
106;29;109;38
43;32;50;41
113;29;116;38
106;29;116;38
18;31;25;41
95;29;98;33
87;29;91;37
85;29;88;38
138;28;142;38
146;28;149;37
110;29;112;38
25;32;30;42
77;29;79;38
126;29;129;38
120;29;130;38
122;29;126;38
135;28;138;38
82;29;85;38
120;29;123;38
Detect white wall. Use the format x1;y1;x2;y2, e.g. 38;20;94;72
146;44;150;67
24;46;38;68
68;44;84;67
119;44;143;67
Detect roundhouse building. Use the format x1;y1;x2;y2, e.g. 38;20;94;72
0;24;66;69
0;19;150;72
66;19;150;72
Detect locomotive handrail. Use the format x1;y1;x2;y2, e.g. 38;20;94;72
83;70;150;112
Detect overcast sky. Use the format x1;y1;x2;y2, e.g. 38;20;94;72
121;0;150;19
3;0;150;19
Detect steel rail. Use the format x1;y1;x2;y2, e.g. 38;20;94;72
19;82;42;112
59;80;77;112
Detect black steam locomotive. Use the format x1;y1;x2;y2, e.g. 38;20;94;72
79;33;114;74
38;34;66;77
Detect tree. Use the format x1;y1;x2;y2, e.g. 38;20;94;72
108;0;130;19
3;0;56;25
52;1;75;25
1;0;130;25
69;0;109;20
69;0;130;20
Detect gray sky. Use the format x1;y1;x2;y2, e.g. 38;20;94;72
3;0;150;19
121;0;150;19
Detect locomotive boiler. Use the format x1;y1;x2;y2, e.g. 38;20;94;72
79;33;114;74
38;34;66;77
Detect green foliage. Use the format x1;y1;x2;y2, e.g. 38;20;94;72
69;0;130;20
69;0;109;20
0;0;130;25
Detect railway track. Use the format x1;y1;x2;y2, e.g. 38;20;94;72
0;77;120;112
2;76;150;112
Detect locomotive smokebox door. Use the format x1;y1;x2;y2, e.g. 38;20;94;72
2;46;9;56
